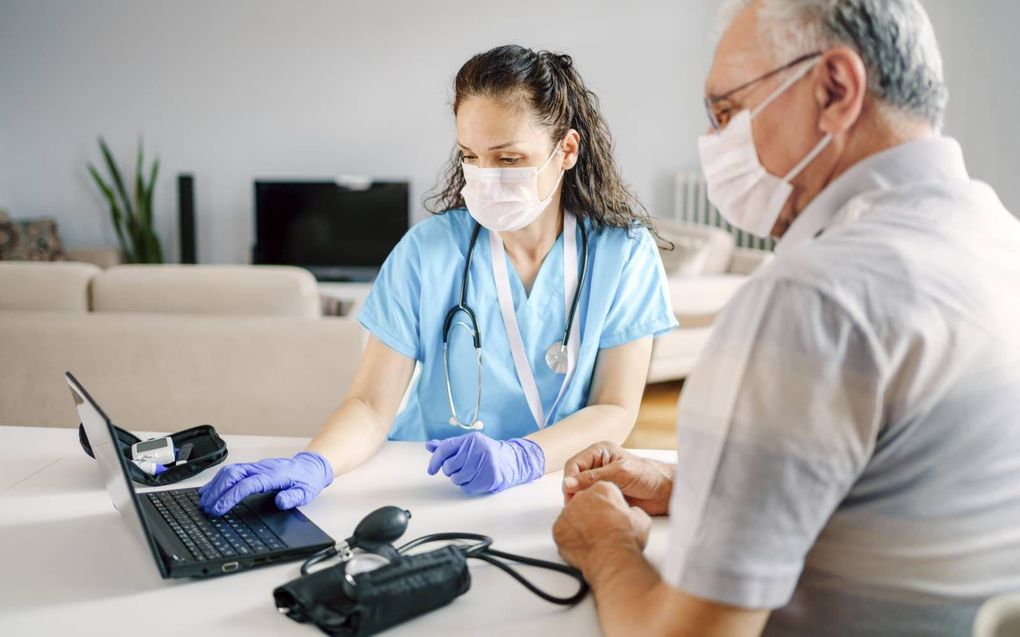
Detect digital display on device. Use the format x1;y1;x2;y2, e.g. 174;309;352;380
136;438;169;453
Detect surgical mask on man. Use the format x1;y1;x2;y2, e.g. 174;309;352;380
461;147;564;232
698;59;833;238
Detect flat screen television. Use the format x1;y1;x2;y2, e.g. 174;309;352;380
253;179;409;281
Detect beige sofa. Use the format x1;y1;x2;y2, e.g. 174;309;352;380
0;263;363;436
648;220;772;382
0;221;767;435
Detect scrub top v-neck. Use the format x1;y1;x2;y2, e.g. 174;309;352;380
358;208;677;442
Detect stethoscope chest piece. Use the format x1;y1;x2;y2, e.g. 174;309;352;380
545;342;569;375
448;416;484;430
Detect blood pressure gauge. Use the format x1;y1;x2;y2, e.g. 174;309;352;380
131;436;176;465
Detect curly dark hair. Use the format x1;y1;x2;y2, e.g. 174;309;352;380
425;44;652;232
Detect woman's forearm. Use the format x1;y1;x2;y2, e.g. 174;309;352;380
305;396;391;476
529;338;652;474
526;403;634;474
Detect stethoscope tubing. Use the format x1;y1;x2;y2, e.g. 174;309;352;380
443;216;589;430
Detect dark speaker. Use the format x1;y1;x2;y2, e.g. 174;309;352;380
178;174;196;264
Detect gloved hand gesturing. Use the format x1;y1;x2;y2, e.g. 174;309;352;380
425;432;545;495
198;451;333;516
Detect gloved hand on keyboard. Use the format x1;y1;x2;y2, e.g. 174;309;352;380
425;432;545;495
198;451;333;516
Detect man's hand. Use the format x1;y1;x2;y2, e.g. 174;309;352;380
553;481;652;574
562;442;674;516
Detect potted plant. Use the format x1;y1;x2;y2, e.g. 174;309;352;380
88;137;164;263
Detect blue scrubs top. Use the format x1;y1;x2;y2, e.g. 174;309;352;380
358;208;677;441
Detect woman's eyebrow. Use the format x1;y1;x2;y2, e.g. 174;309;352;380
456;141;525;152
487;140;524;151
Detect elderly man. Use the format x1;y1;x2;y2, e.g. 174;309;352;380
553;1;1020;635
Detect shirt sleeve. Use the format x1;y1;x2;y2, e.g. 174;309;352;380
661;277;885;609
357;231;423;361
598;227;678;349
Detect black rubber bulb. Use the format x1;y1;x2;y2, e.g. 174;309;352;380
349;506;411;551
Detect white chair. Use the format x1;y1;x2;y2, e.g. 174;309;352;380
973;593;1020;637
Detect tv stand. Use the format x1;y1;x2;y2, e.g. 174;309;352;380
319;281;374;318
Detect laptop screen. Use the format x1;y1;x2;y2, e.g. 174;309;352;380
67;372;169;577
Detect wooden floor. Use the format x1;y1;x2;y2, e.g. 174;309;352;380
623;380;683;450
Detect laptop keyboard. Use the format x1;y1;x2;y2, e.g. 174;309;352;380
146;489;287;562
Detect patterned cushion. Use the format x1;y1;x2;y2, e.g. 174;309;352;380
0;217;67;261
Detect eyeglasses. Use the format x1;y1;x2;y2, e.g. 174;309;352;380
704;51;822;132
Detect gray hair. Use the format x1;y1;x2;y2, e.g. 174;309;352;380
718;0;948;130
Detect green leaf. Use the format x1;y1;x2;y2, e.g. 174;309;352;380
144;229;164;264
136;197;147;248
135;137;146;228
91;136;165;264
87;163;115;205
88;163;133;262
99;137;135;224
144;157;160;225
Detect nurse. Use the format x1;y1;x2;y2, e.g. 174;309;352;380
199;44;676;516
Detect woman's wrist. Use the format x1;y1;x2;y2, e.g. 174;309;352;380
511;437;546;483
295;450;335;487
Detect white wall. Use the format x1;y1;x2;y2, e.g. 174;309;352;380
924;0;1020;216
0;0;1016;264
0;0;714;263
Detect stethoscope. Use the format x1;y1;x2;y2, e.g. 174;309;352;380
442;219;589;431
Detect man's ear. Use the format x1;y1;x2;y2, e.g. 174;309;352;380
561;128;581;170
816;47;868;135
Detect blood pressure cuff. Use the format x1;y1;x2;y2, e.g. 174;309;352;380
273;546;471;636
78;422;228;487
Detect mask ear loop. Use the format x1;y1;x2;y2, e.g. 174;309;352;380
535;143;567;202
782;132;833;183
746;57;834;183
537;145;561;173
751;58;821;118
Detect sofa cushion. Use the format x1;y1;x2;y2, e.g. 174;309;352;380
0;261;100;312
65;247;123;269
668;274;749;326
653;219;735;276
92;265;321;318
0;311;362;435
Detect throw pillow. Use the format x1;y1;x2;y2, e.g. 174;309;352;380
658;234;711;277
0;217;68;261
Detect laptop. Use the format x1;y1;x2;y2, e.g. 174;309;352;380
66;371;335;578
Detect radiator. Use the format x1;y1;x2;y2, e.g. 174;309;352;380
673;172;775;251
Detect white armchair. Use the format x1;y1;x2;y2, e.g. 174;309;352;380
647;219;773;383
974;593;1020;637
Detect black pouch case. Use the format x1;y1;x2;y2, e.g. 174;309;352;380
273;546;471;636
78;422;228;486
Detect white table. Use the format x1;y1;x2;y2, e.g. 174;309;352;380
0;426;676;637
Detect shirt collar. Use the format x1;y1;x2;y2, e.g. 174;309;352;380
775;136;969;256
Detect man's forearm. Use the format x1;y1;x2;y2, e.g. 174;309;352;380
582;541;771;637
555;466;767;636
583;541;665;637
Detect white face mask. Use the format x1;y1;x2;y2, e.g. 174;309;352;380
697;59;833;238
460;147;564;232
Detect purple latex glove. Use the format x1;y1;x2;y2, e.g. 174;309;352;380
198;451;333;516
425;432;545;495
